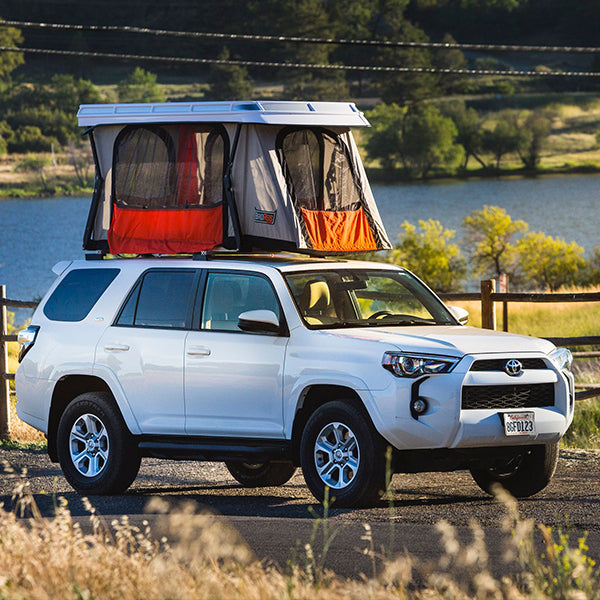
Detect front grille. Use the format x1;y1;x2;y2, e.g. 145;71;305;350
470;358;547;372
462;383;554;410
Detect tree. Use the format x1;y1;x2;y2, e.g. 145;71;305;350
518;232;586;291
483;111;524;170
441;101;487;169
462;205;528;278
517;110;553;170
433;33;467;95
0;22;24;86
583;246;600;286
392;219;467;292
117;68;165;103
248;0;348;101
206;48;254;101
364;103;405;170
49;74;103;114
399;104;464;177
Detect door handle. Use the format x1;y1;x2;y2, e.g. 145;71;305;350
104;344;130;352
187;346;211;356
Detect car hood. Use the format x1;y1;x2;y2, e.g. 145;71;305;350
322;325;555;358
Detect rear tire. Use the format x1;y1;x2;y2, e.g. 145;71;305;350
57;391;141;495
300;400;387;508
470;443;559;498
225;461;296;487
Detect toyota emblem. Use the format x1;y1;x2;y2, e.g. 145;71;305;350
505;359;523;376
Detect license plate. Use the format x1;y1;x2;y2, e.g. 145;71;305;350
503;411;536;436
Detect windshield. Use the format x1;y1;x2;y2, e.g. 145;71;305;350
284;269;455;329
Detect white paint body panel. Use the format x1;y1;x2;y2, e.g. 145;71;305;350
15;257;573;456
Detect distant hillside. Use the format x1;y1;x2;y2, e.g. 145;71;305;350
2;0;598;84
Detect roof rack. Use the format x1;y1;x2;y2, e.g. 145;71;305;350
77;100;370;127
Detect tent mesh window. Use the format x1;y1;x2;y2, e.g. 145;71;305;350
278;128;361;212
113;124;227;209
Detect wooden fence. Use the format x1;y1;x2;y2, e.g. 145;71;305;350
0;285;38;438
1;280;600;437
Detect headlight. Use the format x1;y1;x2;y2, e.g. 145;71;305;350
548;347;573;371
382;352;459;378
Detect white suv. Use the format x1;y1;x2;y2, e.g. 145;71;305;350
16;255;574;507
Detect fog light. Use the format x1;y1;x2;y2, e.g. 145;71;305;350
411;398;428;415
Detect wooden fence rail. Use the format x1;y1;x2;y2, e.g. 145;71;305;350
1;280;600;438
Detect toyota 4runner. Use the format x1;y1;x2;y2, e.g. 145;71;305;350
15;255;574;507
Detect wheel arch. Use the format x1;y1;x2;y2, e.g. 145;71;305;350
290;384;372;465
47;375;127;462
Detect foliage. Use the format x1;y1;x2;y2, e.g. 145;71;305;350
117;68;165;103
441;100;486;169
0;468;600;599
399;104;464;177
462;205;528;279
206;48;254;101
67;140;94;187
483;110;524;169
14;154;53;191
392;219;467;292
518;231;586;291
0;21;24;84
517;109;554;170
364;103;405;170
563;398;600;448
1;76;104;149
9;125;57;153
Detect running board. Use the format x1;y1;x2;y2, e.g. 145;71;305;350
137;435;292;462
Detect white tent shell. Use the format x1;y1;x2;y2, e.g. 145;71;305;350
78;101;391;255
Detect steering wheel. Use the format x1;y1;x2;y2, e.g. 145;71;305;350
368;310;393;319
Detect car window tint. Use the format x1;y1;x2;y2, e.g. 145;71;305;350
44;269;120;322
202;272;280;331
123;270;196;329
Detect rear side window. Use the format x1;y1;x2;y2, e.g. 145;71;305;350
116;270;198;329
44;269;120;322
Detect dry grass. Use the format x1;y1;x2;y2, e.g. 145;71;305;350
0;472;597;600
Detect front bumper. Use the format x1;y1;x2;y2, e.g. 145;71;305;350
370;352;574;451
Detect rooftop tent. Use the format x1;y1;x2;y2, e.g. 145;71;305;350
78;101;391;255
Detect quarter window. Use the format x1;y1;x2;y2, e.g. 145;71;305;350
44;269;120;322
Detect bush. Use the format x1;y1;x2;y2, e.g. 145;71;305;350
392;220;467;292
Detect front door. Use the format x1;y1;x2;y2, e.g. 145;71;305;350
184;271;288;438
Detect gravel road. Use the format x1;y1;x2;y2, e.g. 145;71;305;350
1;447;599;578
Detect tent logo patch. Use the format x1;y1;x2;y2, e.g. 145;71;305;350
255;209;277;225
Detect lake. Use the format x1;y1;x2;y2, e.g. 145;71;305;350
1;174;599;308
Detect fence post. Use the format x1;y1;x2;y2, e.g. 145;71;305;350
0;285;10;438
481;279;496;330
499;273;509;332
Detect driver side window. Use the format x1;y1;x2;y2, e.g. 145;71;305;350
201;272;280;332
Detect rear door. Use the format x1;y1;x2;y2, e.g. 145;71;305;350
95;268;200;435
184;270;288;437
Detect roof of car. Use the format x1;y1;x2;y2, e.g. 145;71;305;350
77;101;370;128
61;253;399;275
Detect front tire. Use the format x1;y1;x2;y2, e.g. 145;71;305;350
57;391;141;495
470;442;559;498
300;400;387;508
225;461;296;487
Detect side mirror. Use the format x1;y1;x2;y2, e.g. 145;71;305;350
238;310;282;334
448;306;469;325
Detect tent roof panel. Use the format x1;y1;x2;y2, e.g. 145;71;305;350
78;101;371;127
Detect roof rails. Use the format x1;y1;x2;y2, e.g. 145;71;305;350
77;100;370;127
